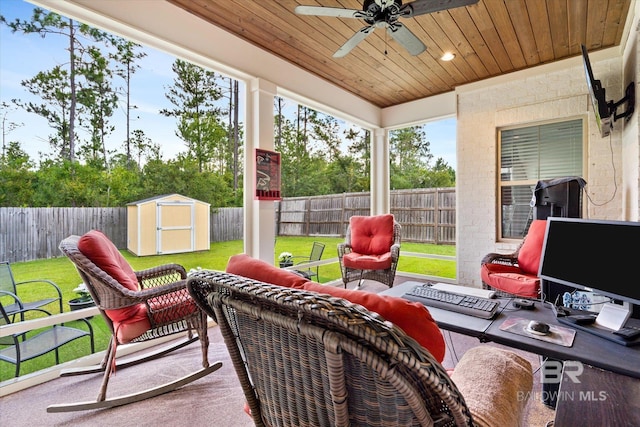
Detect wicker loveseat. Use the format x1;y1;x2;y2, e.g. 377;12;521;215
187;255;533;427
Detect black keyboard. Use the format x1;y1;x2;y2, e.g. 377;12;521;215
403;285;500;319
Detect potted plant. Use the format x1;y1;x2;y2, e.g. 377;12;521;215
69;283;95;311
278;252;293;268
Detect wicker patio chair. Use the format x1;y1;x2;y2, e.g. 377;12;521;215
188;270;532;427
338;214;401;288
480;219;547;298
48;231;221;412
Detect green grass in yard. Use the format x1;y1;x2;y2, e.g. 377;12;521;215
1;237;455;381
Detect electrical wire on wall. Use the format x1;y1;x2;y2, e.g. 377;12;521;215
583;131;618;211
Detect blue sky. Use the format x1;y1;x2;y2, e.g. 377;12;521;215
1;0;183;162
0;0;456;168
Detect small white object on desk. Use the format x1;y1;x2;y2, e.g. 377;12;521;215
595;303;632;331
430;282;496;299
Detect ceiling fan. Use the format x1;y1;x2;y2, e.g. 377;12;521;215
295;0;479;57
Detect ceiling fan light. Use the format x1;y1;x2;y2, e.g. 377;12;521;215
441;52;456;61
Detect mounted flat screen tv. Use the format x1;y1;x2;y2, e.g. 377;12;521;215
581;44;613;138
581;44;635;138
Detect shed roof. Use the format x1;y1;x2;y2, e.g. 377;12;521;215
127;194;209;206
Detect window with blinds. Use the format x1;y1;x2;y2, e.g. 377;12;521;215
499;119;583;239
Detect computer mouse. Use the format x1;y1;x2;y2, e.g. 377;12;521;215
527;320;550;335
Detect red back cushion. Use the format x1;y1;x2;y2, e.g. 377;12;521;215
302;282;445;362
78;230;150;342
517;220;548;275
226;254;311;289
224;253;445;362
78;230;139;292
349;214;395;255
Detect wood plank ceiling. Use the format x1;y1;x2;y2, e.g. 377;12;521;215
166;0;631;109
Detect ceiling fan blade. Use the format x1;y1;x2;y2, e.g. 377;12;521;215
334;26;375;58
295;5;363;19
400;0;479;18
387;23;426;56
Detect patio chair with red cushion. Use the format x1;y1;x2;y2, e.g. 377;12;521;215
480;219;548;298
48;230;221;412
338;214;401;288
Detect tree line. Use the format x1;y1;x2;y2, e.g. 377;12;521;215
0;7;455;209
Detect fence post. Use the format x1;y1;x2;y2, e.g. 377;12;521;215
276;200;282;235
434;188;440;245
305;197;310;235
341;193;347;237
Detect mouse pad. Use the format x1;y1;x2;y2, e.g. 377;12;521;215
499;316;576;347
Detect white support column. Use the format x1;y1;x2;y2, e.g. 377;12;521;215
370;127;390;215
244;78;277;263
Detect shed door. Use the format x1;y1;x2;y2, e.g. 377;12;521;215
156;201;195;254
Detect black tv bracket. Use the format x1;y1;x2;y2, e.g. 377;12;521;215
609;81;635;122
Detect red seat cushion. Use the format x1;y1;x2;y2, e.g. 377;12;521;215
78;230;151;343
480;263;539;298
343;252;392;270
225;253;445;362
516;219;547;275
148;288;198;324
349;215;395;255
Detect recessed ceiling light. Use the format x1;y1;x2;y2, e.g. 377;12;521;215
441;52;456;61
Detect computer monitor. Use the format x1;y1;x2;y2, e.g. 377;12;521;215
539;217;640;317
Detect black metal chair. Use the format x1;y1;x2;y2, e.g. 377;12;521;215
0;296;94;378
0;261;63;319
292;241;325;281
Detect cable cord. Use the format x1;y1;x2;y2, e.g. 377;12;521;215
583;131;618;208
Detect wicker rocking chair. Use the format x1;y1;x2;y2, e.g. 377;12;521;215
188;270;532;427
48;231;221;412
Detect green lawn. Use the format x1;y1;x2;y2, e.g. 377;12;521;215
1;237;455;381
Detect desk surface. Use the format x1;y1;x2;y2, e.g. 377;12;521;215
382;281;640;379
554;364;640;427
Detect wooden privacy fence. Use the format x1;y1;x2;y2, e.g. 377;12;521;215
277;188;455;244
0;207;244;264
0;207;127;264
0;188;455;263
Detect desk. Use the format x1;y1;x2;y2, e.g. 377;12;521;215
382;281;640;421
381;281;640;379
554;363;640;427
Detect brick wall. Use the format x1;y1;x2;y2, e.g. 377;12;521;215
455;54;624;288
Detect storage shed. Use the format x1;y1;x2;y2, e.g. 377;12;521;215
127;194;210;256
